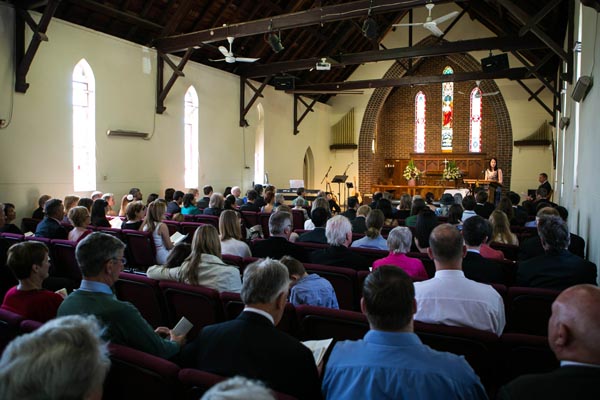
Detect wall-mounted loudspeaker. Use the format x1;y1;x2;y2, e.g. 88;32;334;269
481;53;509;73
559;116;570;130
274;76;295;90
571;75;593;103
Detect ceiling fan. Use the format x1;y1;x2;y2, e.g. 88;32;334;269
209;36;259;64
459;81;500;97
393;3;459;37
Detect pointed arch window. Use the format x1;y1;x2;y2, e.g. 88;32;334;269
441;66;454;151
469;87;482;152
184;86;199;188
414;91;426;153
72;59;96;192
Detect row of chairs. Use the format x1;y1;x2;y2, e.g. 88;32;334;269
0;308;295;400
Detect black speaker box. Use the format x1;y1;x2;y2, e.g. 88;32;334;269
274;76;295;90
481;53;509;73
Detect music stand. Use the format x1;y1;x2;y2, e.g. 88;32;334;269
332;175;347;211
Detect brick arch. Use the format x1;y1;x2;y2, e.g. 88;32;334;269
358;40;513;195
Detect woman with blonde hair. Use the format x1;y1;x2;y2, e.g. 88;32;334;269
63;195;80;223
489;210;519;245
146;225;241;293
219;210;251;258
118;193;134;217
121;201;144;231
67;206;92;243
141;199;173;264
351;209;387;250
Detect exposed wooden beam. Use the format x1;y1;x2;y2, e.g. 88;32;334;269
156;48;194;114
518;0;562;37
496;0;568;62
240;36;545;78
515;80;554;116
239;76;273;127
21;1;49;10
511;51;557;94
71;0;163;32
159;0;196;37
294;95;318;135
289;67;532;92
154;0;455;53
15;0;61;93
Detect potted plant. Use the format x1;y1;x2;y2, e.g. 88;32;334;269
403;159;421;186
443;160;462;181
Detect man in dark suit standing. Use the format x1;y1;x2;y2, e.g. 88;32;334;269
462;216;511;285
517;215;596;290
498;284;600;399
310;215;369;270
538;172;552;194
34;199;67;239
252;211;308;262
181;258;322;400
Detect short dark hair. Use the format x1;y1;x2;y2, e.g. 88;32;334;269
38;195;51;208
44;199;63;217
429;224;464;263
462;216;488;246
410;198;427;216
173;191;185;201
246;190;258;201
508;191;521;206
540;172;548;180
310;207;328;228
254;184;263;195
182;193;195;208
164;188;175;202
203;185;213;196
415;210;437;248
296;187;305;196
347;196;358;209
363;266;415;330
555;205;568;222
129;188;141;196
76;232;125;277
462;195;476;211
447;204;464;225
7;241;48;280
475;191;488;203
538;215;570;250
279;256;306;277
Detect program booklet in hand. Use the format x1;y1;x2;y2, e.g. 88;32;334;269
170;231;188;245
172;316;194;337
109;217;123;229
302;338;334;365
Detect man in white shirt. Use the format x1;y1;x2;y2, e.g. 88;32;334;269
414;224;506;336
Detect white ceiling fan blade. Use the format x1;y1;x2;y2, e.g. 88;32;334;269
208;58;226;62
433;11;459;25
225;56;236;63
218;46;230;57
234;57;259;63
424;23;444;37
393;22;424;27
481;91;500;97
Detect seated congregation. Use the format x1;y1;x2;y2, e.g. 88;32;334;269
0;184;597;399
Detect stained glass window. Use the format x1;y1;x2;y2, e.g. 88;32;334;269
72;59;96;192
414;91;426;153
441;66;454;152
184;86;199;188
469;87;482;152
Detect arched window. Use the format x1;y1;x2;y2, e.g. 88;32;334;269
72;59;96;192
469;87;482;152
184;86;199;188
254;103;265;185
414;91;426;153
441;66;454;152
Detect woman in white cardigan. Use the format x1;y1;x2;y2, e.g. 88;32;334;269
147;225;241;293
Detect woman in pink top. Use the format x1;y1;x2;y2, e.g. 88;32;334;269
372;227;428;281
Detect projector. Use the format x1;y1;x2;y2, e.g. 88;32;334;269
316;58;331;71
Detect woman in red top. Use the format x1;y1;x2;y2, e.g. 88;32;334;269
1;241;65;322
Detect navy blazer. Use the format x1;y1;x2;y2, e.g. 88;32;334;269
252;236;308;262
462;251;512;285
517;249;597;290
181;311;322;400
297;227;327;244
310;245;369;271
34;217;68;240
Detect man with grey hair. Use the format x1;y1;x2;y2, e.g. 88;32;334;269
252;211;308;262
414;224;506;336
231;186;244;206
372;226;428;280
309;215;369;270
201;376;276;400
517;215;596;290
58;232;184;359
0;315;110;400
182;258;321;400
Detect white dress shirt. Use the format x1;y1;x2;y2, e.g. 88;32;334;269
414;269;506;336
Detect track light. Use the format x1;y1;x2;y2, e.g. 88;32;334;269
362;17;378;40
268;32;284;53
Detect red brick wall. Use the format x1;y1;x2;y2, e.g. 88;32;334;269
358;40;513;195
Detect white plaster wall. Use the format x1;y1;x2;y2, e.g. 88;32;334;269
0;3;332;221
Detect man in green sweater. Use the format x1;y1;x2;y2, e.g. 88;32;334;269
58;232;184;359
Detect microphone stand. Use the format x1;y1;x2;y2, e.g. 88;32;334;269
321;166;332;185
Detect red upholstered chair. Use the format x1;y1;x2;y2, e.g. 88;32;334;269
498;333;559;386
291;209;306;231
121;229;157;270
159;281;223;339
163;220;181;236
489;242;519;261
294;241;329;255
221;254;244;270
0;232;25;246
413;321;499;390
0;308;24;353
50;239;82;284
241;211;259;229
114;272;167;328
506;286;560;336
194;214;219;228
25;235;51;245
180;222;204;243
303;263;358;311
95;227;124;241
20;319;43;333
104;343;181;400
295;304;369;341
350;247;388;265
258;212;271;238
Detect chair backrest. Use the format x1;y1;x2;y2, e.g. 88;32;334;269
295;304;369;341
489;241;519;261
180;222;204;243
0;232;25;246
498;333;559;385
194;215;219;228
303;263;358;311
349;247;388;265
241;211;259;229
291;209;305;230
221;254;245;270
50;239;82;283
413;321;498;389
178;368;226;400
506;286;560;336
121;230;157;270
258;213;271;238
159;281;223;338
0;308;24;354
20;218;41;234
114;272;167;328
20;319;43;333
104;343;181;400
95;227;124;241
295;241;329;254
163;220;181;236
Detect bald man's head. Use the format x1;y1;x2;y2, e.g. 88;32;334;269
428;224;465;269
548;284;600;364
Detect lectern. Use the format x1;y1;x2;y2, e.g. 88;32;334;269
463;179;501;204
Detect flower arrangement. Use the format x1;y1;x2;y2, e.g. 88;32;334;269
403;159;421;181
443;160;462;180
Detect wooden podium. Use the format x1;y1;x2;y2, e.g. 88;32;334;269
463;179;502;204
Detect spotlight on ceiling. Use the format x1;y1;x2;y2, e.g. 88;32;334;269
267;32;284;53
362;17;378;40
